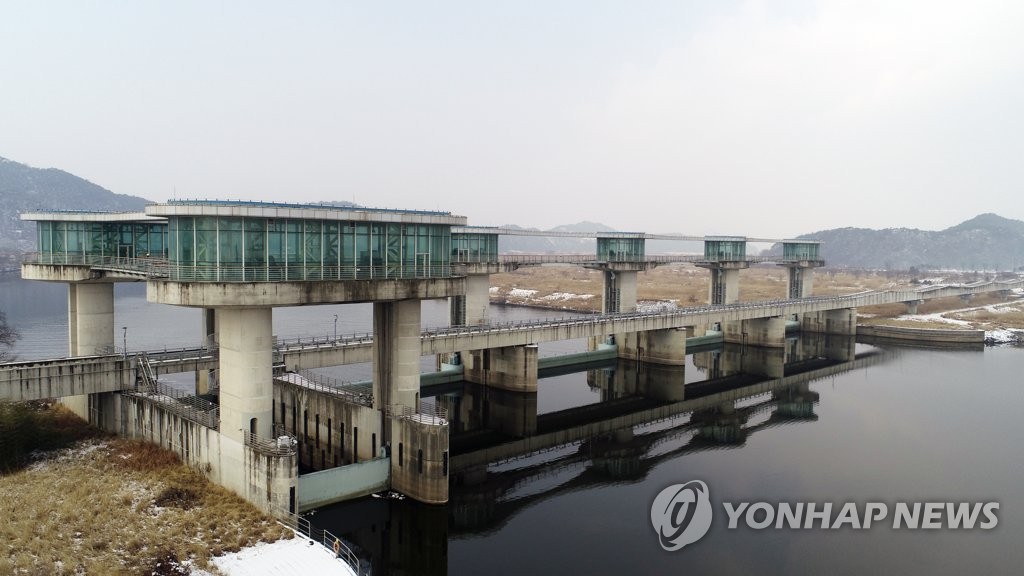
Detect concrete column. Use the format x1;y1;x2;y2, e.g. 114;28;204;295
465;273;490;325
464;344;538;392
709;268;741;305
68;283;115;356
197;308;218;395
218;307;273;443
65;282;115;420
960;293;975;303
616;328;687;365
724;316;787;347
904;300;922;315
786;266;815;299
373;300;422;412
602;270;637;314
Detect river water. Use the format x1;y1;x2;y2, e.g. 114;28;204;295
2;273;1022;574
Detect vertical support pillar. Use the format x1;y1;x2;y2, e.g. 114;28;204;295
904;300;922;315
218;307;273;443
68;283;115;356
197;308;218;395
786;266;815;299
602;269;637;314
65;282;115;421
373;299;423;414
708;267;741;305
450;273;491;326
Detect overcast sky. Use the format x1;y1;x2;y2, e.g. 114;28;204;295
2;0;1022;237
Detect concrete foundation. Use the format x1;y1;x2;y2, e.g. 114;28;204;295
390;415;450;504
904;300;923;315
218;307;274;443
464;344;539;392
615;328;688;365
724;317;787;347
373;300;422;415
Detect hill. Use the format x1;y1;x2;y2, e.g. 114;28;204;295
771;213;1024;270
0;157;150;253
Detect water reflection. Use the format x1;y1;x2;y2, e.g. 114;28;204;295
312;333;884;574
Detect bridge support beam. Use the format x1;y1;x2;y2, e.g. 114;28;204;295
373;300;423;417
724;317;787;348
66;282;115;420
616;328;687;365
463;344;538;393
218;307;274;443
960;293;975;304
904;300;923;315
450;273;491;326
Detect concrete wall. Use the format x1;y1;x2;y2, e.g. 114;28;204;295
390;415;449;504
856;325;984;343
110;392;298;515
273;379;381;468
298;458;391;512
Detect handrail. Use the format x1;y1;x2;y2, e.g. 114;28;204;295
385;403;448;423
272;507;368;575
276;371;373;407
242;431;297;457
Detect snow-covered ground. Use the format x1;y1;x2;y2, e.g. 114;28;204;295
888;301;1024;344
207;533;357;576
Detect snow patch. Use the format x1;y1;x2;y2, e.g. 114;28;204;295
541;292;594;301
211;534;357;576
507;288;538;298
985;329;1024;345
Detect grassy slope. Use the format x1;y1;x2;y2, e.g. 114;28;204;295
0;405;290;575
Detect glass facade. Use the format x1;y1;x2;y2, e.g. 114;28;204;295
166;216;453;281
703;239;747;261
597;236;645;261
451;233;498;263
782;242;821;261
34;220;167;263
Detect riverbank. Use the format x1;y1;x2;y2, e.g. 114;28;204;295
0;402;344;575
488;265;1024;341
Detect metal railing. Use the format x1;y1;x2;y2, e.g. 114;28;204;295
22;253;170;277
123;356;220;428
276;371;373;407
242;431;298;457
386;403;448;423
274;508;369;575
166;263;454;282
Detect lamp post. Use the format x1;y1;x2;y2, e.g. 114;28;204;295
122;326;128;357
333;314;338;341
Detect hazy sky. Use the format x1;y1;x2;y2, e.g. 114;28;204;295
2;0;1022;237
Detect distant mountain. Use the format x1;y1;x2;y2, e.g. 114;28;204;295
768;213;1024;270
0;157;150;253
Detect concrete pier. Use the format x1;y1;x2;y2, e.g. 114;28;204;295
218;307;273;442
615;328;688;365
801;308;858;336
450;273;491;326
724;316;787;347
464;344;539;392
373;300;423;414
602;269;638;314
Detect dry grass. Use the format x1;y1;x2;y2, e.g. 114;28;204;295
491;265;918;310
0;406;291;575
489;265;1024;330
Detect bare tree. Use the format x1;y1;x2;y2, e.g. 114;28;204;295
0;311;19;362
